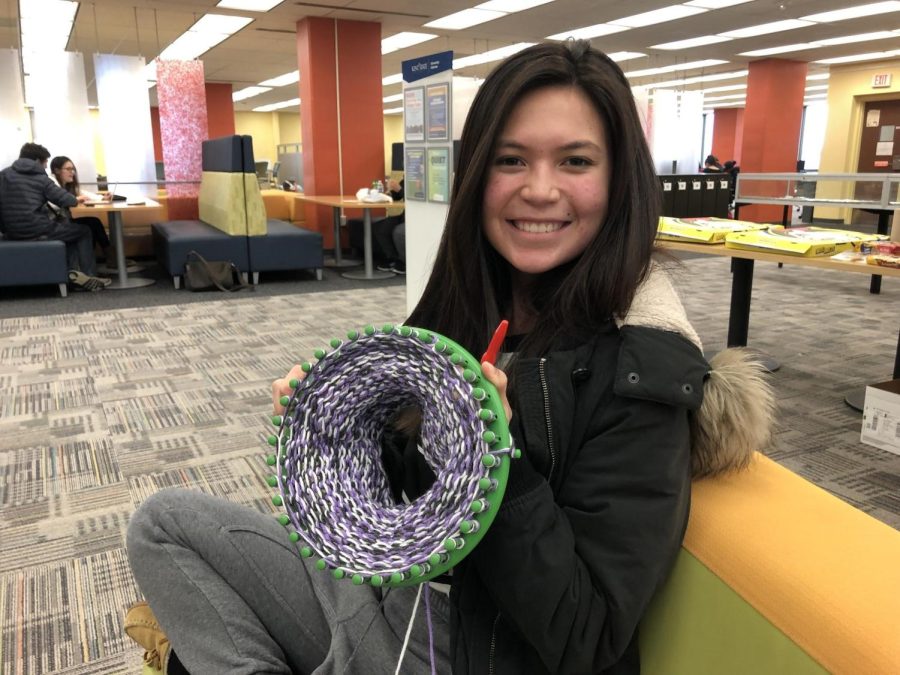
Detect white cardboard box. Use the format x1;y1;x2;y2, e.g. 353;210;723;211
861;379;900;456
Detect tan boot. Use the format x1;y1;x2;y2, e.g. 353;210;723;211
124;601;171;672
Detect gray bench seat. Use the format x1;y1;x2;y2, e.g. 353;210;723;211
0;238;68;296
152;220;250;289
247;219;323;284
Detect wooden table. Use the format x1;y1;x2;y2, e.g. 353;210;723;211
294;194;404;280
659;240;900;409
72;200;161;289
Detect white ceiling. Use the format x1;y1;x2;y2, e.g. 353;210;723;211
3;0;900;111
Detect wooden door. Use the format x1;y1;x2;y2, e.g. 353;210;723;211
854;99;900;226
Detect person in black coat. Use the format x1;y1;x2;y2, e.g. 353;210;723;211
0;143;108;289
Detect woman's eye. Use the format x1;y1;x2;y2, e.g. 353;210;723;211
494;156;523;167
564;157;593;167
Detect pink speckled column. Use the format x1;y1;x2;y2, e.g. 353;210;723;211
156;60;208;199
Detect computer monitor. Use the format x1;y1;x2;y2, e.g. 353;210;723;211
271;162;280;180
255;161;268;178
391;143;403;172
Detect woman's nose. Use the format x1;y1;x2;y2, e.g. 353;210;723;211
520;166;560;203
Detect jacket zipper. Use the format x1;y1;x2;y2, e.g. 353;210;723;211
489;612;501;674
538;357;557;482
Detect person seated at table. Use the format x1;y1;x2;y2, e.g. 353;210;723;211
0;143;109;290
701;154;723;173
49;156;114;262
349;178;406;274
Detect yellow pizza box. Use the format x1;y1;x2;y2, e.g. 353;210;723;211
657;217;768;244
724;227;859;257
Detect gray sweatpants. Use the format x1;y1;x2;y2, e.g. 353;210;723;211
126;489;451;674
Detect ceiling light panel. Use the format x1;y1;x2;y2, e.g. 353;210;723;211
685;0;754;7
625;59;728;78
739;42;814;57
653;35;733;49
259;70;299;87
190;14;254;34
383;93;403;103
383;73;403;86
612;4;707;28
216;0;284;10
607;51;646;62
425;8;505;30
476;0;556;10
806;73;830;81
381;32;438;55
233;85;272;101
253;97;300;112
802;1;900;23
546;23;628;40
721;19;813;39
19;0;77;20
383;107;403;115
816;49;900;64
453;42;535;69
702;83;747;93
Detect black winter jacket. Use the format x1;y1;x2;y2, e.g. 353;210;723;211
0;158;77;239
449;322;707;674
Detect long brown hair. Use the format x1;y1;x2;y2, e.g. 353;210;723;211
406;40;661;359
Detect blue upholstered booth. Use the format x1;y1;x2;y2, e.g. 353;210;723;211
0;238;69;296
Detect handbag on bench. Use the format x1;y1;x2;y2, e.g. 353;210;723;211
184;250;248;292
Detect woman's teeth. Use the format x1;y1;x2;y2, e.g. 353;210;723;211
512;221;564;233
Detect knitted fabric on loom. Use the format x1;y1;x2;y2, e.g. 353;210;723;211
270;325;515;586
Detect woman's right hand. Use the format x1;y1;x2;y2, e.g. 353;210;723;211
272;364;307;414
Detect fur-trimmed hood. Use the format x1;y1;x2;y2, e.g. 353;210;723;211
617;263;775;477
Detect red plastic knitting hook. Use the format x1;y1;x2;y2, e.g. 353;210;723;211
480;320;509;366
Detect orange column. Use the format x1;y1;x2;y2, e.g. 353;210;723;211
205;83;236;139
296;17;384;246
711;108;744;166
739;59;807;223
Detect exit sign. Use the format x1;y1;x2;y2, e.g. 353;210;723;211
872;73;892;88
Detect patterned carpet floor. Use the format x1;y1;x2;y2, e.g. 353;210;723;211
0;256;898;673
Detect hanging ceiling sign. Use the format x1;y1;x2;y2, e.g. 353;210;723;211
402;51;453;84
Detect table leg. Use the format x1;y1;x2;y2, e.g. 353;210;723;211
727;257;780;371
869;211;890;295
104;211;155;289
341;210;395;280
324;206;361;268
845;327;900;411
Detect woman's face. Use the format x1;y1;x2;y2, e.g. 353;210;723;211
57;162;76;183
482;85;610;278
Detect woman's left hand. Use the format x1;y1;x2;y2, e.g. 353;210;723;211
481;361;512;422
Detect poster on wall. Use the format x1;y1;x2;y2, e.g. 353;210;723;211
404;87;425;142
405;147;426;201
427;147;450;203
426;82;451;142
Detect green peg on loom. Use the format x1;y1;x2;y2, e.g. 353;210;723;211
266;454;277;466
300;546;313;558
271;415;282;427
267;476;278;487
370;574;384;587
478;409;496;422
279;395;290;407
459;520;479;534
482;454;499;468
333;568;345;579
479;477;498;492
444;537;464;552
267;435;277;446
352;574;364;585
347;330;359;340
364;324;376;336
418;330;431;343
330;338;342;349
435;341;447;353
512;448;522;459
429;552;449;566
470;498;488;513
277;514;289;526
315;559;327;570
471;387;486;401
272;495;283;507
301;362;312;373
314;348;326;360
463;369;477;383
482;430;497;444
382;323;394;334
390;572;404;584
410;564;423;577
450;353;463;365
289;532;300;543
399;325;412;337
